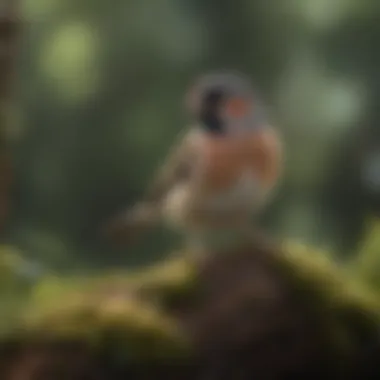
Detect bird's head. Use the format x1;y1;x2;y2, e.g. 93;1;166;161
185;71;266;136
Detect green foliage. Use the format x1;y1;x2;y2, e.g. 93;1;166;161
14;0;379;266
346;217;380;292
40;20;100;103
0;246;37;333
22;0;65;22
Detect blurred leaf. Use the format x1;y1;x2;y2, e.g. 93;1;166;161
39;21;100;102
346;217;380;291
22;0;63;21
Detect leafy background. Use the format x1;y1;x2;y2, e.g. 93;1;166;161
3;0;379;272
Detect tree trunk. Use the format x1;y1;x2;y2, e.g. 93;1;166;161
0;1;19;233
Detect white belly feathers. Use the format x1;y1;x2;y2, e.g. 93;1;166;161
200;169;260;212
162;168;262;229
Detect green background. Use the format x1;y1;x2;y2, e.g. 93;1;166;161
5;0;380;271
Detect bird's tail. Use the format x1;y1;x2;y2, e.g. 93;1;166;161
102;202;160;246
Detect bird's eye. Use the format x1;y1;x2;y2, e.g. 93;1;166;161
225;97;250;118
204;89;224;106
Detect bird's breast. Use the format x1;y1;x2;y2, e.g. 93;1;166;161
198;128;281;193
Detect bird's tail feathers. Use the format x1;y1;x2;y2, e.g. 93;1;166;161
102;202;160;246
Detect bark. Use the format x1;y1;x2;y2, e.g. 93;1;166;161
0;1;19;233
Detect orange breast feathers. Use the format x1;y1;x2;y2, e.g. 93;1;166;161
199;127;282;192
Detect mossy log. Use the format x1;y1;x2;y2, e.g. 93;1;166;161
1;234;380;379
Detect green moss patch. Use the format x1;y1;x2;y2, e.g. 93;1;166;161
8;255;198;362
277;240;380;359
1;237;380;371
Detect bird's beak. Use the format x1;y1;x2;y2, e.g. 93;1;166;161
224;97;250;119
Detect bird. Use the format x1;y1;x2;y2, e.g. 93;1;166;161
104;71;283;255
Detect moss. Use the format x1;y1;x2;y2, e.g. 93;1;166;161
281;240;380;316
346;217;380;292
19;293;188;361
16;259;195;362
102;254;198;298
1;236;380;378
278;240;380;361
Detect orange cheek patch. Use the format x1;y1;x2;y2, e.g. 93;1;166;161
225;98;250;118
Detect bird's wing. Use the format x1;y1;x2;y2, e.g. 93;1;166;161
142;128;202;204
103;128;202;245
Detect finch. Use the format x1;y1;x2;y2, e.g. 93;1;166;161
104;72;283;253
